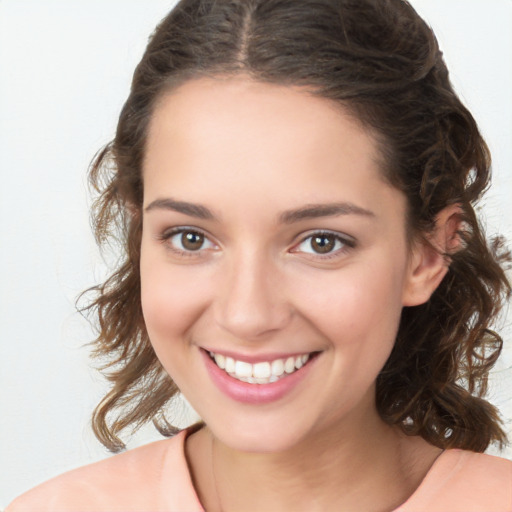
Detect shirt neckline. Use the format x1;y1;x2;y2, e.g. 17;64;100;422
177;427;460;512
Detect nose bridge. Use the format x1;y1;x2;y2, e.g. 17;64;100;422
214;245;291;339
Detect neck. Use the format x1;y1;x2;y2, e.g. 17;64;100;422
186;402;441;512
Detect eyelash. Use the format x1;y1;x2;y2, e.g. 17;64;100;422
157;227;356;260
291;231;356;260
157;227;217;258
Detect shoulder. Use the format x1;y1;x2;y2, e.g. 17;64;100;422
6;430;204;512
399;449;512;512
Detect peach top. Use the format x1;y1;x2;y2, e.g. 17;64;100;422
7;429;512;512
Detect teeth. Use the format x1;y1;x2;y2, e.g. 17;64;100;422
271;359;284;377
214;353;226;369
234;360;252;378
284;357;295;374
210;351;312;384
225;356;236;373
253;362;271;379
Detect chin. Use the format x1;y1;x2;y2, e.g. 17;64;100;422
205;414;317;454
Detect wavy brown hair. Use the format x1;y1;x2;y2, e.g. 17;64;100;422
81;0;511;452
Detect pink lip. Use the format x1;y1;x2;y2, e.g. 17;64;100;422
201;348;311;364
201;349;318;405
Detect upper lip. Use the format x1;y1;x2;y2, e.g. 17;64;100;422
201;347;318;364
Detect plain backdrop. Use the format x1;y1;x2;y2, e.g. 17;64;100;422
1;0;511;506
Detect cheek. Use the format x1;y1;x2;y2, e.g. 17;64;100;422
140;252;211;347
293;258;407;350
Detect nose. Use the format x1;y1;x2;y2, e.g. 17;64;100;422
213;248;293;340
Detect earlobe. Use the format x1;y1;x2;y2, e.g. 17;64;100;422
402;204;463;307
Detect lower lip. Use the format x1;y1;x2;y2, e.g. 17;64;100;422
201;350;317;404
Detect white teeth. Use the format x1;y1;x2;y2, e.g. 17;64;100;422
271;359;284;377
214;353;226;370
284;357;296;374
253;362;271;379
210;350;313;384
225;356;236;373
235;360;253;378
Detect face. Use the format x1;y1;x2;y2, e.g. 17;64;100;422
140;77;417;453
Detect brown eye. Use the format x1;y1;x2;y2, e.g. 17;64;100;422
164;228;216;255
292;231;354;258
310;234;336;254
181;231;205;251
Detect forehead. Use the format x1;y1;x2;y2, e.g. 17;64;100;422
143;77;403;222
146;77;378;169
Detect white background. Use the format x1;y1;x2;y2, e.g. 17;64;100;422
1;0;511;506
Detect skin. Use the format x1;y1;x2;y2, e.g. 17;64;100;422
140;76;454;512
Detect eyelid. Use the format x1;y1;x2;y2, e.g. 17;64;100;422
290;230;356;258
155;226;355;260
157;226;219;256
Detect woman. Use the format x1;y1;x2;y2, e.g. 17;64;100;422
8;0;512;510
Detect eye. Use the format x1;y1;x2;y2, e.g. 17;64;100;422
292;231;355;258
160;228;217;255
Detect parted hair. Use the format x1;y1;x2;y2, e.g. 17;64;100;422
83;0;511;452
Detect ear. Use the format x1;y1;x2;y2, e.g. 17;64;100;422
402;204;462;307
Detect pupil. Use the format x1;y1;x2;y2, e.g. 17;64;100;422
312;235;335;254
182;232;204;251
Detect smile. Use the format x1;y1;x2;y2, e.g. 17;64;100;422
208;351;311;384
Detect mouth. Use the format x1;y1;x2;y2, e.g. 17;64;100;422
206;350;316;385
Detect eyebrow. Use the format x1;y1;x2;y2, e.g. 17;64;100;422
144;198;217;220
144;198;375;223
279;203;375;223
